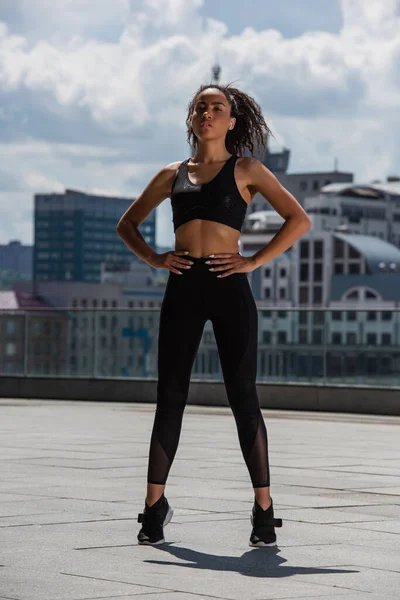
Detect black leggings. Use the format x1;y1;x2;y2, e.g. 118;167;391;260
147;253;270;488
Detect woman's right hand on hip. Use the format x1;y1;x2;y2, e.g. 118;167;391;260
151;250;193;275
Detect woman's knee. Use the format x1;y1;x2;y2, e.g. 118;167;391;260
156;385;188;415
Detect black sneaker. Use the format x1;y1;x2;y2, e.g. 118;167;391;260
249;497;282;547
137;493;173;545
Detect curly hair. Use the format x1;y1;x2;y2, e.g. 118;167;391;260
185;80;274;159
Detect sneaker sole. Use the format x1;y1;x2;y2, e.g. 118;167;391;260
138;505;174;545
249;539;277;547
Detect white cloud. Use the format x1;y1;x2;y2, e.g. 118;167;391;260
0;0;399;247
25;172;64;193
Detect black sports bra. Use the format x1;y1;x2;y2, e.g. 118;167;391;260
170;154;248;233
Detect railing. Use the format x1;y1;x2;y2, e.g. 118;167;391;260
1;308;400;387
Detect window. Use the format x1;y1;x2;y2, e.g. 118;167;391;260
365;290;377;299
312;330;322;344
300;241;309;259
5;343;16;356
313;311;324;325
349;263;361;274
334;263;344;274
299;312;308;324
348;246;360;259
262;331;271;343
299;287;308;303
334;238;344;258
314;263;322;281
347;290;359;299
278;331;287;344
299;330;308;343
6;320;16;334
313;286;322;304
300;264;308;281
314;241;323;259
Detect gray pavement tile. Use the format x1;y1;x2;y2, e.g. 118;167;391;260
0;567;168;600
361;487;400;495
321;465;400;476
254;506;397;524
268;487;400;505
276;592;398;600
82;595;219;600
335;519;400;534
1;399;400;599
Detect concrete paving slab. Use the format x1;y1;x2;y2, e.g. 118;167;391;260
0;398;399;600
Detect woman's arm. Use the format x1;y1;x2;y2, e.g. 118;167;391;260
116;161;182;266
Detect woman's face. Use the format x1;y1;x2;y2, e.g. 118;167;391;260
190;88;235;140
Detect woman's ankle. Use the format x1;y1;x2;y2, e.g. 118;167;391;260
254;486;272;510
146;492;164;507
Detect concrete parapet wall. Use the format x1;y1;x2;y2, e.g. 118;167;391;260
1;376;399;416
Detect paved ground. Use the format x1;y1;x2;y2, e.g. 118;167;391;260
1;398;400;600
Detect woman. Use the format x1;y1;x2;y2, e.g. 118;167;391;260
117;82;311;547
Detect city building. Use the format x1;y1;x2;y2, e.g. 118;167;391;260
33;188;155;284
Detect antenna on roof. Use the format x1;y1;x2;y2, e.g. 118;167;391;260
211;60;221;84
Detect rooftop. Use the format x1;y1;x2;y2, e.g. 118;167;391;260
321;181;400;196
1;398;399;599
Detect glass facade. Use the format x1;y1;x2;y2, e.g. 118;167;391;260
33;190;155;283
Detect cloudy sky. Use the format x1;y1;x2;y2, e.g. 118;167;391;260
0;0;398;248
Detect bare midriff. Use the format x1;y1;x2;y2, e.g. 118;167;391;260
174;219;242;258
173;157;252;258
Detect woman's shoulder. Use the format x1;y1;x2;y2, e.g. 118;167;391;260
162;159;187;178
161;160;187;196
165;159;187;169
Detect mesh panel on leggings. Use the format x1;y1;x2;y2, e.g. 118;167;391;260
147;407;185;485
233;407;270;488
246;410;270;488
147;429;171;485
